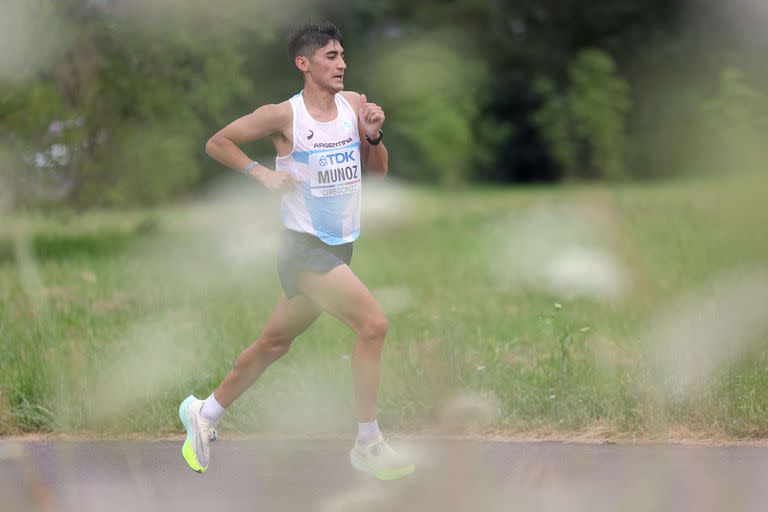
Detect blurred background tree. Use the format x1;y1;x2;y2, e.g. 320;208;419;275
532;49;630;180
0;0;766;208
694;67;767;175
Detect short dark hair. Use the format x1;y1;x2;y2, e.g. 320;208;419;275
287;22;343;60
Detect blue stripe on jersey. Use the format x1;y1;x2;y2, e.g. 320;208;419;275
292;142;360;165
307;142;360;155
317;227;360;246
303;181;357;245
293;151;309;164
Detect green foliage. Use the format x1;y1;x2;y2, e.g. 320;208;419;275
532;49;631;180
0;84;69;137
1;0;762;202
695;68;768;174
629;63;768;178
79;124;203;207
69;14;255;206
0;0;257;207
369;35;490;186
701;68;763;124
0;0;71;84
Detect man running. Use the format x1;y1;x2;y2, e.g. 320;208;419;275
178;22;415;481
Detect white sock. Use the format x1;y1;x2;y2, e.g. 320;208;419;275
357;419;381;442
200;393;226;425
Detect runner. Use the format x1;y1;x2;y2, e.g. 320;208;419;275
178;22;414;480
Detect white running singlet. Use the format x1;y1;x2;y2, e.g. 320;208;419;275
275;91;361;245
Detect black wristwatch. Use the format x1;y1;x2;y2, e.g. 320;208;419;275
365;129;383;146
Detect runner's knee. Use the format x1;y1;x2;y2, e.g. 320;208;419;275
358;314;388;342
259;332;294;358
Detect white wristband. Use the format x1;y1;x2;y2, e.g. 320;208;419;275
244;161;259;176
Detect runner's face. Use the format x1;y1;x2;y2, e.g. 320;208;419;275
309;40;346;92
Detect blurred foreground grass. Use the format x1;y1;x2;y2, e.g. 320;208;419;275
1;174;767;438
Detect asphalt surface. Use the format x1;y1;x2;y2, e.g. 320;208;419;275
2;438;767;512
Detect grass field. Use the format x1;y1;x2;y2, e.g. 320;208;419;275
1;175;768;439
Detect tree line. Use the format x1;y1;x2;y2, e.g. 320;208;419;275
1;0;766;207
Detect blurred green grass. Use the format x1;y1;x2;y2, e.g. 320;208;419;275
1;175;768;438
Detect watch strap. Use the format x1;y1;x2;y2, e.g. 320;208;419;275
365;129;383;146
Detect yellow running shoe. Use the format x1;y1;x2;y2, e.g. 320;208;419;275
178;395;217;473
349;435;415;480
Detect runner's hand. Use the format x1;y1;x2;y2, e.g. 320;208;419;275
359;94;385;139
253;169;300;192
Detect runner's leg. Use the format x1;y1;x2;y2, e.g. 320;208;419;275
213;293;322;408
297;265;388;422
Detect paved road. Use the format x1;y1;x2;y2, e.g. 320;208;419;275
2;439;767;512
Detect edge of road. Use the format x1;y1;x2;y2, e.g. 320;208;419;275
3;429;768;447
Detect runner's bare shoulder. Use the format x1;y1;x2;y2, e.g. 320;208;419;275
217;101;292;144
340;91;362;110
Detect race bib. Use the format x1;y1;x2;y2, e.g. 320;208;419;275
309;148;361;198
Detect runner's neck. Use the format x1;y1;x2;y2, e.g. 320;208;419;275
302;85;338;122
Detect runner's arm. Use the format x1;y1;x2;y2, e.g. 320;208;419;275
361;135;388;177
205;103;290;175
342;91;389;176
